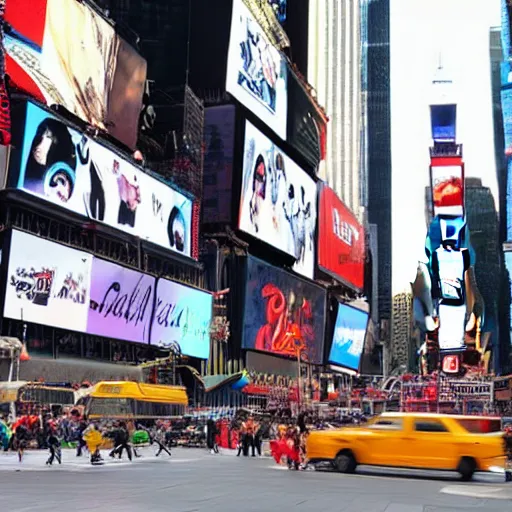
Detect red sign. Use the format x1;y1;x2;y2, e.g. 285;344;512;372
318;184;365;291
430;156;464;217
442;354;460;374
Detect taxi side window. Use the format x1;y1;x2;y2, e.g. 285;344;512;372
369;419;403;430
414;420;449;433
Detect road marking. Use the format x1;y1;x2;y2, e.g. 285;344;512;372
440;485;512;500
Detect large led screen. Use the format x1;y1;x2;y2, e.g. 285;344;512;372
239;121;316;278
151;279;213;359
88;258;155;344
203;105;236;224
430;164;464;217
4;0;147;149
12;101;193;257
502;86;512;240
5;230;92;331
242;256;326;364
328;303;368;372
318;184;365;291
226;0;288;140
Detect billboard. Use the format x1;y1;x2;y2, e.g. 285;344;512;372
226;0;288;140
318;184;365;291
151;279;213;359
328;303;368;372
11;101;193;258
202;105;236;224
242;256;326;364
5;230;92;331
267;0;287;24
239;120;316;278
430;164;464;217
4;0;147;149
4;230;212;356
88;258;155;344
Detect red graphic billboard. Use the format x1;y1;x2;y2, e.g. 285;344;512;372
318;184;365;291
429;156;464;217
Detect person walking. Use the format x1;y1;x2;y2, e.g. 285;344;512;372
46;428;62;466
206;417;218;454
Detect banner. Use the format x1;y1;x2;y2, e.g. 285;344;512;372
226;0;288;139
88;258;154;344
242;256;326;364
4;0;146;149
4;230;92;331
239;120;316;278
328;303;368;372
11;101;193;257
203;105;236;224
318;184;365;291
151;279;213;359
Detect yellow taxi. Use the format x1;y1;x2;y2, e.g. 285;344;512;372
306;412;506;480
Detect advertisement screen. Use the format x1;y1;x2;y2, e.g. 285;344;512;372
4;0;147;149
268;0;287;24
13;102;193;257
430;104;457;142
4;230;92;331
438;303;466;351
502;87;512;241
431;165;464;217
328;303;368;372
87;259;154;344
203;105;236;224
239;121;316;278
318;184;365;291
242;256;326;364
151;279;213;359
226;0;288;140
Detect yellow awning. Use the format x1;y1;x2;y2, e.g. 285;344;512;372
89;381;188;405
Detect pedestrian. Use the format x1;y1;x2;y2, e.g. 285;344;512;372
76;418;88;457
111;422;132;461
153;424;172;457
206;417;218;454
46;428;62;466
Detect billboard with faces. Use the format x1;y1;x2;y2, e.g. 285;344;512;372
226;0;288;140
10;101;193;258
239;120;316;278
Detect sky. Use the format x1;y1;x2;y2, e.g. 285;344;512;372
390;0;502;294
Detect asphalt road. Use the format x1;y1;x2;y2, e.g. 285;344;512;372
0;448;511;512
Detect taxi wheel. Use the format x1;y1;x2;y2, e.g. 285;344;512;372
334;451;357;474
457;457;476;481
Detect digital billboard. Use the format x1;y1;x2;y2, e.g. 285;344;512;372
11;101;193;258
430;164;464;217
328;303;368;372
318;184;365;291
88;258;155;344
242;256;326;364
202;105;236;224
226;0;288;140
4;0;147;149
4;230;212;357
5;230;92;332
239;120;316;278
267;0;287;24
151;279;213;359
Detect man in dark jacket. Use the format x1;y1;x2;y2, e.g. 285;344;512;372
109;422;132;461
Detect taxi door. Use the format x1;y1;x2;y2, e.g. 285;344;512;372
404;418;458;470
361;417;411;467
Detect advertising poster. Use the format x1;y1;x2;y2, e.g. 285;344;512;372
226;0;288;139
14;101;193;257
4;0;146;149
430;165;464;217
242;256;326;364
203;105;236;223
328;303;368;372
438;303;466;351
88;258;155;344
4;230;92;331
501;86;512;240
239;121;316;278
151;279;213;359
318;184;365;291
267;0;287;24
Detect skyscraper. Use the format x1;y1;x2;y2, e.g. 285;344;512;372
307;0;365;221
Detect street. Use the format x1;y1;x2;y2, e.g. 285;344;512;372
0;448;511;511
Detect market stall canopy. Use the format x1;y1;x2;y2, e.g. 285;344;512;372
89;381;188;405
